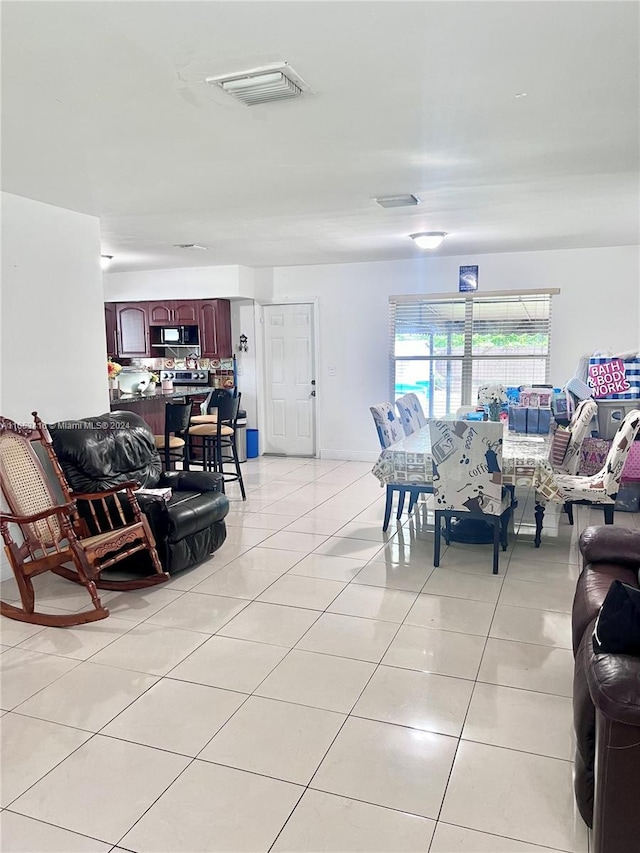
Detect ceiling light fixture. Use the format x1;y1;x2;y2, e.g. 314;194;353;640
206;63;310;106
375;194;421;209
100;255;113;270
515;92;528;99
410;232;447;250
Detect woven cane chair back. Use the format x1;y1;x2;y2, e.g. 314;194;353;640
0;431;61;549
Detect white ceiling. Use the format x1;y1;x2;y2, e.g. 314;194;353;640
2;1;639;272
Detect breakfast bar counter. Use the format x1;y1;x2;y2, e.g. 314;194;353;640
109;386;209;433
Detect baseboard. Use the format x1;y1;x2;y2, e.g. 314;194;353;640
320;449;380;463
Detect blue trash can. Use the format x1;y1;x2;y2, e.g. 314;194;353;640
246;428;259;458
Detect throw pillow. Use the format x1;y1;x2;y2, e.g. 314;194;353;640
592;580;640;656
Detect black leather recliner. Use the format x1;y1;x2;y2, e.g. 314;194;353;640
49;411;229;575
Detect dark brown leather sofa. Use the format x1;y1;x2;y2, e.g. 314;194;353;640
572;526;640;853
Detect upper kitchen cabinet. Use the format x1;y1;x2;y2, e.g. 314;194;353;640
198;299;232;358
147;302;173;326
105;303;118;358
116;303;150;357
147;300;200;325
173;301;200;324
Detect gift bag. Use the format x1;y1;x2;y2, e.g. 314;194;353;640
579;437;611;476
588;357;640;400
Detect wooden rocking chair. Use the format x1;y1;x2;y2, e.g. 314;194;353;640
0;412;168;627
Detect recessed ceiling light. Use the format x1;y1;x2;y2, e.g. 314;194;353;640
206;63;310;106
100;254;113;270
374;194;421;208
173;244;209;250
409;232;447;250
515;92;528;99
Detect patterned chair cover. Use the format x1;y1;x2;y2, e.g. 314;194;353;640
561;398;598;475
395;393;427;437
428;420;511;517
554;409;640;503
370;403;404;449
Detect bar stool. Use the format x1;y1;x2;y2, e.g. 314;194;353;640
189;389;246;500
153;401;192;471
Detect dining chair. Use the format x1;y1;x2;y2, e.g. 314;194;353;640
395;392;427;436
554;408;640;525
189;389;246;500
428;419;512;574
370;403;431;531
559;398;598;474
154;401;192;471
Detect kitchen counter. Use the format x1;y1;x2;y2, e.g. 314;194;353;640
109;386;210;433
109;386;209;403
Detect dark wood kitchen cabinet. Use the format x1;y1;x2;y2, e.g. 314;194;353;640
173;301;200;324
147;302;173;326
198;299;232;358
105;298;231;358
116;303;150;357
105;303;118;358
147;300;200;326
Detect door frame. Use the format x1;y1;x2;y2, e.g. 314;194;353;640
256;298;321;458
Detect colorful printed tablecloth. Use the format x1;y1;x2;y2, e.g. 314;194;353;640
371;426;563;504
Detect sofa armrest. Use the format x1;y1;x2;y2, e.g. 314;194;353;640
580;526;640;568
159;470;225;493
588;651;640;727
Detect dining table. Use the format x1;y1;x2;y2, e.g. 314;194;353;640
371;424;564;546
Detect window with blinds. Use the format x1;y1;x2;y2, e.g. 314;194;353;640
389;290;556;418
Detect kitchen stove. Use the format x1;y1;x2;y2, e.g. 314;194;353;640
160;370;210;385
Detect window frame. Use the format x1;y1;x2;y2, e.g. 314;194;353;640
389;288;559;416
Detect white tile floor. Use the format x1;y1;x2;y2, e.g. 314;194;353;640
3;455;636;852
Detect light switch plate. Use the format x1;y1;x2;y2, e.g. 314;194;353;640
328;365;336;376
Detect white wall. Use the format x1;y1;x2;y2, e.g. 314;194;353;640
1;192;109;580
104;265;256;301
257;245;640;460
1;192;109;424
230;299;258;427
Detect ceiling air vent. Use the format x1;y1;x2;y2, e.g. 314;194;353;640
206;63;310;106
174;244;208;250
374;194;421;208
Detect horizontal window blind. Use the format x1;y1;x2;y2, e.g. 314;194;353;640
389;291;554;418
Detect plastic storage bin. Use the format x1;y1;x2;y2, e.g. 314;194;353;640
246;428;259;459
595;400;640;440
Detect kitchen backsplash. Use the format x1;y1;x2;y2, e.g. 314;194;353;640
131;357;235;371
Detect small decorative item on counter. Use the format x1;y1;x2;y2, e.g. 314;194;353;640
163;358;175;369
186;355;198;369
477;383;507;422
143;370;159;393
107;358;122;389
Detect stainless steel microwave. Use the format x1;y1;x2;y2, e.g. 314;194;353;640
160;325;199;346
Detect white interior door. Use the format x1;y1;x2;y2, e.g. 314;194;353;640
263;303;316;456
